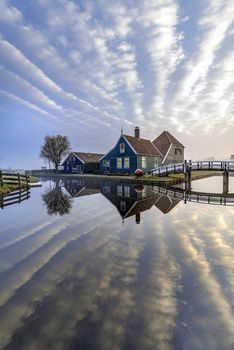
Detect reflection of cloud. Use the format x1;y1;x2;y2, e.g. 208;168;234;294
0;221;66;273
0;220;55;250
1;190;234;349
164;205;234;348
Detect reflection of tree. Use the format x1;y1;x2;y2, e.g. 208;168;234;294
42;184;73;216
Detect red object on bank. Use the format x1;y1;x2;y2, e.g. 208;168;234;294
135;169;144;177
135;184;144;192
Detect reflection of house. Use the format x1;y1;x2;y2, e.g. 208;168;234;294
152;131;184;165
100;182;158;224
62;152;104;174
59;178;181;221
154;194;181;214
100;127;162;174
62;178;100;197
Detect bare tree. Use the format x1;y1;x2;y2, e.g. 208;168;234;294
40;135;71;172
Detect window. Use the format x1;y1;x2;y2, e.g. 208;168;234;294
175;148;182;155
124;157;130;169
117;157;122;169
103;186;110;194
154;157;158;168
142;156;146;169
103;160;110;167
120;143;125;153
124;186;130;198
117;185;123;197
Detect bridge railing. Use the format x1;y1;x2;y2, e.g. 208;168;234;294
151;163;184;176
152;161;234;176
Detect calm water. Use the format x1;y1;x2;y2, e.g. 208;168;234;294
0;176;234;350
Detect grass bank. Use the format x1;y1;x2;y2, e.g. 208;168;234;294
35;171;221;187
137;171;221;183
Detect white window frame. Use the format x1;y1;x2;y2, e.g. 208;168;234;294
124;157;130;169
120;143;125;153
142;156;147;169
124;186;130;198
117;157;122;169
117;185;123;197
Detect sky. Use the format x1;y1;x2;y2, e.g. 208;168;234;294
0;0;234;169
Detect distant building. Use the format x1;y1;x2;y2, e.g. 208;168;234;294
152;131;184;165
62;152;104;174
100;127;162;174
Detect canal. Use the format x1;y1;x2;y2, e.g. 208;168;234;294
0;176;234;350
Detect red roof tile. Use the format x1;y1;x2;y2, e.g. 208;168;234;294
73;152;104;163
123;135;162;156
152;131;184;157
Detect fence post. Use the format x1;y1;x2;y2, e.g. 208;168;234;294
26;175;29;187
17;173;21;189
0;171;3;187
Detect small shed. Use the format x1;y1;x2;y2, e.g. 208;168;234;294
62;152;104;174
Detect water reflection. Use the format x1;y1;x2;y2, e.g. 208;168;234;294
41;179;73;215
50;178;182;223
1;177;234;349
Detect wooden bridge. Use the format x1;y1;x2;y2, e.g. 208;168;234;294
151;160;234;177
152;185;234;206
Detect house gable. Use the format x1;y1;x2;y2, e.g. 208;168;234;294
100;135;138;174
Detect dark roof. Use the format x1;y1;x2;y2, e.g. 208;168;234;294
125;196;157;218
73;152;104;163
152;131;184;157
124;135;162;157
154;194;181;214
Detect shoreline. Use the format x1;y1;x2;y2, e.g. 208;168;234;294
1;171;228;196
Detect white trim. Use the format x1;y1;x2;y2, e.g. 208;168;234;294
162;144;172;165
72;153;85;164
100;135;137;162
61;152;85;165
124;201;138;219
122;136;137;154
117;157;122;169
151;143;163;157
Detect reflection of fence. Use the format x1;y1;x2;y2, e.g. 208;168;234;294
0;172;30;187
0;188;30;209
153;185;234;206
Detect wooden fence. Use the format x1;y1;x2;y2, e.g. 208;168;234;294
0;172;30;188
0;188;30;209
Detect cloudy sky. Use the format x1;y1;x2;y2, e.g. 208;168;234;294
0;0;234;169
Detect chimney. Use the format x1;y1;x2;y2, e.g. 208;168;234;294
135;212;141;224
135;126;140;138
